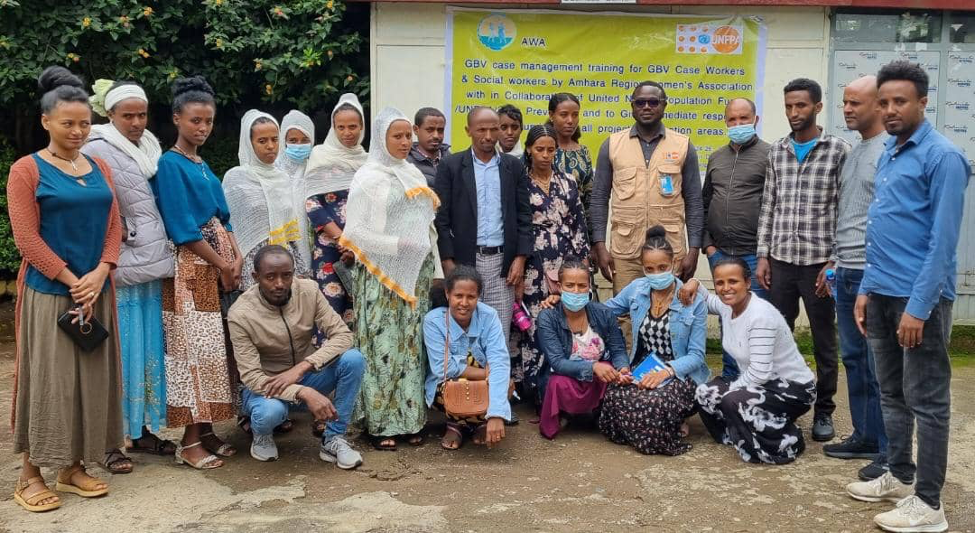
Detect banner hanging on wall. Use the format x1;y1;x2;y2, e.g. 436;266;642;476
444;8;767;168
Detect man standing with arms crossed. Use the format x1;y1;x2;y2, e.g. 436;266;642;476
846;60;970;533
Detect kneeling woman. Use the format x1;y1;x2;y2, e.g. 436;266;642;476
535;260;628;440
687;257;815;464
598;226;709;455
424;266;512;450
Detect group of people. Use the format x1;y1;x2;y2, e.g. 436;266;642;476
6;59;969;533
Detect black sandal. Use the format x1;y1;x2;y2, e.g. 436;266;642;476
127;433;177;456
371;436;398;451
405;433;424;446
238;415;295;435
100;449;133;474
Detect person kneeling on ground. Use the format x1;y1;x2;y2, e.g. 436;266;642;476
424;266;513;450
682;257;816;464
535;260;628;439
227;245;365;469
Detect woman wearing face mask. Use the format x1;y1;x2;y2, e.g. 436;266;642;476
597;226;708;455
152;76;242;469
339;107;441;451
424;266;512;450
546;93;594;233
534;261;628;440
516;124;589;407
681;258;815;464
305;94;367;323
223;110;311;293
82;79;174;475
275;110;315;183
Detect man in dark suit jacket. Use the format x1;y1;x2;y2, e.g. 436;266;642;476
434;106;532;342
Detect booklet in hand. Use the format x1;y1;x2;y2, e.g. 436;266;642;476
630;352;673;387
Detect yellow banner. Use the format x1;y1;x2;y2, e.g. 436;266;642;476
445;9;767;168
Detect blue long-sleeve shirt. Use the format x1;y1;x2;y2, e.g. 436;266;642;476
423;302;512;421
152;152;232;245
859;120;972;320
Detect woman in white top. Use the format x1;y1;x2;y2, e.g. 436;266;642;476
682;256;816;465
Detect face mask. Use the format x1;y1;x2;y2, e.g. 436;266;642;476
284;143;312;161
561;290;590;312
727;124;756;144
645;271;675;290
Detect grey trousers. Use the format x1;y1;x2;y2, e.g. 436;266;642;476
476;252;514;342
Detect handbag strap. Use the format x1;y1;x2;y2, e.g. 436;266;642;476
442;310;489;383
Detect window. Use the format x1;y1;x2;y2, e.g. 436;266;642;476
834;9;943;43
949;11;975;43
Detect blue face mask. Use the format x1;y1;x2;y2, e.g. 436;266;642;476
561;290;590;312
728;123;756;145
284;143;312;162
645;271;675;290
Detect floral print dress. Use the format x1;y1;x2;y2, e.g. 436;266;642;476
554;146;594;238
517;171;589;403
306;190;352;324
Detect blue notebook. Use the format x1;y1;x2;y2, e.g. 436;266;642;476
631;352;673;387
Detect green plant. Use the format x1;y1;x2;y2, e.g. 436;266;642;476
0;135;20;275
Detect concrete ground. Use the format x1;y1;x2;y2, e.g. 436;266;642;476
0;316;972;532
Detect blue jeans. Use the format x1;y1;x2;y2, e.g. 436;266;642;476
242;349;365;440
707;250;768;381
836;267;887;455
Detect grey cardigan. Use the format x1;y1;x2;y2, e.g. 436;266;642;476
81;133;174;287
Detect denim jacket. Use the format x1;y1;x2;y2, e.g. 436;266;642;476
423;302;512;420
603;277;710;384
535;301;629;394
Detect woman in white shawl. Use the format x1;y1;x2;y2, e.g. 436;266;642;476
339;107;440;450
304;94;367;324
223;110;312;292
82;80;175;474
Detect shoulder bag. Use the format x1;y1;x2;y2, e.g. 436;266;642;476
441;312;490;418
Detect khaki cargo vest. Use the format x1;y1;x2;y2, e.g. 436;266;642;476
607;128;689;265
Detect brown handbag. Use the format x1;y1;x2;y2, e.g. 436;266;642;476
441;312;490;418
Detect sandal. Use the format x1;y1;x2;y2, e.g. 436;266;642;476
55;465;108;498
311;419;327;439
200;431;237;457
405;433;424;446
100;449;133;474
371;436;397;451
128;433;177;456
14;476;61;512
471;423;488;446
174;441;223;470
440;424;464;451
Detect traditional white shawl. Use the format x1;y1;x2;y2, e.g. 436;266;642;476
223;110;310;268
274;109;315;183
88;80;161;177
339;107;440;307
305;93;368;197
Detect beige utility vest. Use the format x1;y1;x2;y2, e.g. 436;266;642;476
607;128;689;265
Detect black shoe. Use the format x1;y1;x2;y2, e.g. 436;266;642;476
858;456;889;481
811;414;835;442
504;412;519;426
823;435;879;459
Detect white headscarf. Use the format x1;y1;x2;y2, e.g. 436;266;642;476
305;93;368;197
274;109;315;182
223;110;310;268
88;79;161;178
339;107;439;307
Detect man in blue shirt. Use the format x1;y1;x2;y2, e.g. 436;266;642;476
846;61;971;533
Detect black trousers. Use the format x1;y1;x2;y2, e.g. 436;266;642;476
768;259;838;417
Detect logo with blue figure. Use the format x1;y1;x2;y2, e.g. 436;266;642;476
477;14;516;51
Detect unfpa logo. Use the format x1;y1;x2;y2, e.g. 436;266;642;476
477;15;516;51
675;24;743;55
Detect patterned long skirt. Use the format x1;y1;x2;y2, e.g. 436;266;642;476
598;379;697;455
117;279;166;438
696;377;816;464
162;218;236;427
351;255;433;437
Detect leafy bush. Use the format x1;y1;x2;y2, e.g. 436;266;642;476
0;136;20;275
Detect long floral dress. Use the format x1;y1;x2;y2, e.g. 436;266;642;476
306;190;352;324
517;171;589;404
555;146;594;238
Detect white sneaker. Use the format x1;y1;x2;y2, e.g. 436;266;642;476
874;495;948;533
250;433;279;462
320;436;363;469
847;471;914;503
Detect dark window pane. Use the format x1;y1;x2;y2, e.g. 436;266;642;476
949;11;975;44
833;9;942;43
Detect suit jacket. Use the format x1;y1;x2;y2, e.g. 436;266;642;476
434;148;533;277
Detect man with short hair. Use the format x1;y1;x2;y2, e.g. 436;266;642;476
702;96;771;381
591;80;704;290
817;76;889;479
756;78;849;443
408;107;451;187
497;104;524;158
228;245;365;469
846;60;970;533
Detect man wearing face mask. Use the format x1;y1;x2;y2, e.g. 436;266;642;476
701;97;771;381
228;245;366;469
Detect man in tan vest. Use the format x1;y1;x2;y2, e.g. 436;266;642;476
591;81;704;293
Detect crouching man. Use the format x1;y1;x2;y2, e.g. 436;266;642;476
228;245;365;469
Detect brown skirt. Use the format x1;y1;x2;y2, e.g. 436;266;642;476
162;218;236;427
13;287;124;468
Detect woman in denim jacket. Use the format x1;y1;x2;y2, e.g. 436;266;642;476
424;266;512;450
535;260;629;439
598;226;709;455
